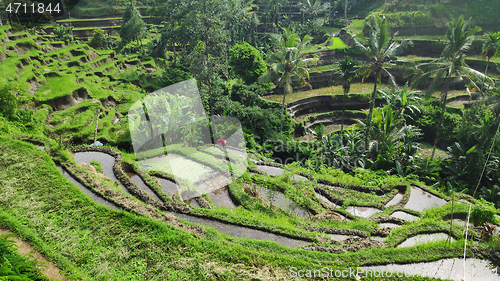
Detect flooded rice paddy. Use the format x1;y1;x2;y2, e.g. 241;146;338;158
385;193;404;207
57;166;120;211
345;206;381;218
208;187;236;209
391;211;419;222
257;187;311;218
361;258;499;281
397;233;452;248
405;186;447;212
126;172;163;203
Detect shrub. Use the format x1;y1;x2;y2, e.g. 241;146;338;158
229;42;267;84
90;28;112;50
159;68;193;87
470;200;499;226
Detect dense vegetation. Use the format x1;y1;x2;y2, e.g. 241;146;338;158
1;0;500;280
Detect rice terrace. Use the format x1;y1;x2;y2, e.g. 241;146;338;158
1;0;500;280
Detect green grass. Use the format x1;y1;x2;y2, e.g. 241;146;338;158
262;84;376;103
2;138;483;280
303;37;349;54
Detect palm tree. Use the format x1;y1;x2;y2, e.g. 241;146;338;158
412;16;494;160
482;31;500;76
298;0;331;22
353;14;410;150
258;28;318;132
331;56;357;144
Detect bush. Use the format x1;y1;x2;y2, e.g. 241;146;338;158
229;42;267;84
90;28;113;50
470;199;498;226
159;67;193;87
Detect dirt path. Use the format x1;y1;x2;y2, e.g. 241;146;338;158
0;228;67;281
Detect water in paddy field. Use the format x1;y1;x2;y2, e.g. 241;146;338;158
184;197;200;208
328;234;360;241
155;177;179;198
126;172;163;203
405;186;447;212
315;192;337;209
208;186;236;209
173;212;309;248
74;151;130;194
378;223;402;229
360;258;500;281
391;211;419;222
385;192;404;207
256;165;285;176
257;187;311;218
57;166;120;211
345;206;381;218
397;233;452;248
256;165;308;181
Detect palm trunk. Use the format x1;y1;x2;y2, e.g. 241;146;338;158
340;89;346;145
431;78;450;160
280;90;287;132
365;81;377;151
173;44;177;66
344;0;348;24
485;58;490;76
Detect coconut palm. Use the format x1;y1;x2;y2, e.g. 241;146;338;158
331;56;357;144
412;16;494;160
353;14;410;149
298;0;331;22
482;31;500;76
258;27;318;132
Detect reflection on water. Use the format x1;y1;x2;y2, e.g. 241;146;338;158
397;233;452;248
257;165;284;176
391;211;419;222
315;192;337;209
57;166;120;211
127;172;163;203
156;177;179;198
256;165;308;182
405;186;446;212
361;258;500;281
75;152;117;181
209;187;236;209
185;198;200;208
385;193;404;207
74;151;130;194
173;212;309;248
345;206;381;218
257;187;310;218
328;234;359;241
379;223;401;229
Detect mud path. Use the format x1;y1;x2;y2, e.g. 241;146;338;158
0;228;67;281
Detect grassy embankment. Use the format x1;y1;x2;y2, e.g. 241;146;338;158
0;138;487;280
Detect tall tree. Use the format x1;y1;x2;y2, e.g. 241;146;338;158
482;31;500;76
412;16;494;160
120;2;146;47
258;28;318;132
331;56;357;144
353;14;410;150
